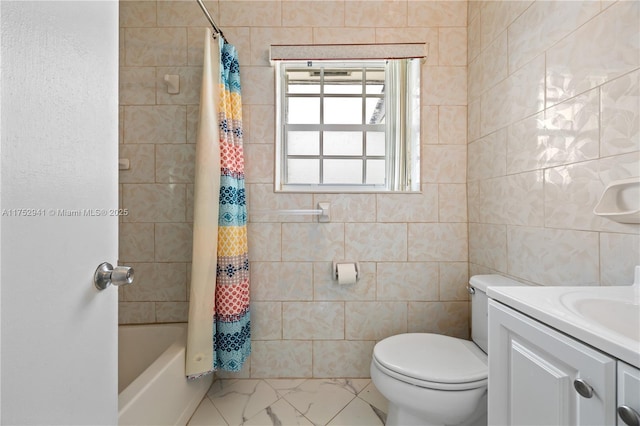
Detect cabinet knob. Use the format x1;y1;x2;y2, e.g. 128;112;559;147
573;379;594;398
618;405;640;426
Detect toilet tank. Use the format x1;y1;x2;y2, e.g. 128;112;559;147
469;274;525;353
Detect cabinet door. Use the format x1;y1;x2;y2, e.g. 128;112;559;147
489;300;616;426
618;361;640;426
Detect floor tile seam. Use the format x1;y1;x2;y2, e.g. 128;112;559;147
322;393;358;426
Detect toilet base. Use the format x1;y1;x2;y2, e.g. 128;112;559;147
371;360;487;426
386;398;487;426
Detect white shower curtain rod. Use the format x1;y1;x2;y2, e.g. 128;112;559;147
196;0;226;41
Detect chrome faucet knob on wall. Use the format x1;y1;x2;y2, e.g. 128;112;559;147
94;262;134;290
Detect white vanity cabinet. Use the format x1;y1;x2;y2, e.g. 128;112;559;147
488;300;617;425
618;361;640;426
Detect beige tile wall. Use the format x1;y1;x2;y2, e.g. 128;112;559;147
468;0;640;287
119;0;469;379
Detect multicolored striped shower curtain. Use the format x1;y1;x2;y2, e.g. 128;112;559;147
186;30;250;379
214;38;250;372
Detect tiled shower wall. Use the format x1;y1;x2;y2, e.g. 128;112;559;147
467;0;640;286
118;0;469;378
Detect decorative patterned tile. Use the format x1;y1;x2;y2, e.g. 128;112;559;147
122;262;186;302
439;184;467;222
251;341;313;379
219;1;282;27
345;302;407;340
506;112;546;175
120;1;156;28
439;262;470;302
376;185;438;223
601;69;640;157
600;233;640;287
345;223;407;262
121;184;185;223
315;27;376;45
408;223;468;262
313;261;376;301
156;66;202;105
508;0;600;73
282;302;344;340
345;1;407;28
119;67;156;105
250;302;282;341
118;301;155;324
119;144;155;184
544;88;600;167
157;0;215;27
124;28;187;67
408;1;467;27
507;226;600;286
123;105;186;144
247;223;282;262
376;262;439;301
312;342;376;378
422;145;467;183
250;262;312;301
438;105;467;145
155;144;196;183
438;27;467;67
407;301;469;339
468;128;507;181
313;194;377;223
155;223;192;262
423;66;467;106
248;184;313;223
244;144;274;184
119;222;154;262
546;1;640;107
155;301;189;323
469;223;507;273
282;223;345;261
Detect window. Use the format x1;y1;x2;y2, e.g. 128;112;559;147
274;56;421;192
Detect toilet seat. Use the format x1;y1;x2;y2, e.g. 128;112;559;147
372;333;488;391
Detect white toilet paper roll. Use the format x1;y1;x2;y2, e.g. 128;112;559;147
337;263;357;285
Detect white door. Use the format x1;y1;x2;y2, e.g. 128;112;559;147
1;1;119;424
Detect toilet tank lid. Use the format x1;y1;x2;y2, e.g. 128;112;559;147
469;274;524;293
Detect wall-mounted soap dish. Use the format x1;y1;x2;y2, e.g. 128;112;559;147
593;177;640;224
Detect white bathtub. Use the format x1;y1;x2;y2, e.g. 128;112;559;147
118;323;213;426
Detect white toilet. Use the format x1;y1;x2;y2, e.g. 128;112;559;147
370;274;523;426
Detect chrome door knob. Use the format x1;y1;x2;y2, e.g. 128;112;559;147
94;262;134;290
618;405;640;426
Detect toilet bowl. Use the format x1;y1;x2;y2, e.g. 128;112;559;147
370;275;524;426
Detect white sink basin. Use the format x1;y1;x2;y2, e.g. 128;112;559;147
561;295;640;342
488;282;640;368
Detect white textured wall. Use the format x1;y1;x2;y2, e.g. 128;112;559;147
468;0;640;286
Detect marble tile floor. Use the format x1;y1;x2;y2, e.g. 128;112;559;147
187;378;389;426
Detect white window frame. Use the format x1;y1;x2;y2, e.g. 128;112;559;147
272;45;424;193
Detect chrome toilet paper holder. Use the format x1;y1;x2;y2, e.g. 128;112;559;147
332;261;360;281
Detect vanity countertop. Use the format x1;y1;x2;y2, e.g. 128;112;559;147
488;284;640;368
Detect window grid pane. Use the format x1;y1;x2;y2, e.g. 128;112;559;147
283;62;390;186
